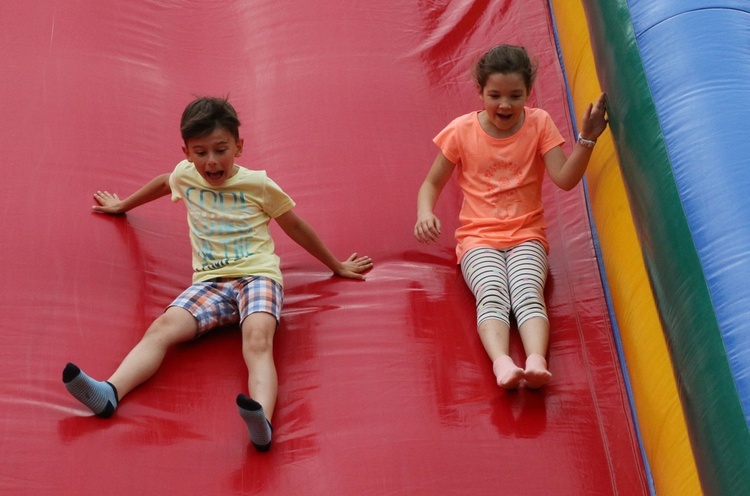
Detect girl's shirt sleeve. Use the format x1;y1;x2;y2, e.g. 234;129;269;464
538;111;565;156
433;115;466;165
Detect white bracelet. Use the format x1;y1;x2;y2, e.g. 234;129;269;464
577;133;596;148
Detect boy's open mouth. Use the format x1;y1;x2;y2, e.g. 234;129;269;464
206;171;224;180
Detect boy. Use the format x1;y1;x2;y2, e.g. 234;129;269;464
63;97;372;451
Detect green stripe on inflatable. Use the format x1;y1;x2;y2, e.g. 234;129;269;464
581;1;750;494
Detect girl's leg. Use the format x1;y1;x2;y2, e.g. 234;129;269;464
477;317;511;361
63;306;198;416
462;247;523;389
478;318;524;389
517;317;549;358
507;241;552;388
518;317;551;388
237;311;277;451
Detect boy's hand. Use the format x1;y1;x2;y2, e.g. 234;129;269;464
334;253;373;280
92;191;126;215
580;92;608;141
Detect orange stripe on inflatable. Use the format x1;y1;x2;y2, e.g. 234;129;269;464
548;1;702;494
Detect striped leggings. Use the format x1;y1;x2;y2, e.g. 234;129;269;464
460;241;549;328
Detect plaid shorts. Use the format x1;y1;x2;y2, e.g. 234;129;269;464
169;276;283;335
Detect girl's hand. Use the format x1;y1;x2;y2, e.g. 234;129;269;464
414;213;442;243
334;253;373;280
580;92;608;140
92;191;125;215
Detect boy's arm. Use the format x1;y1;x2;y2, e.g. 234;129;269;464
92;173;172;215
274;210;372;280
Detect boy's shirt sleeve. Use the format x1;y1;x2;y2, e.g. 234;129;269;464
169;160;190;202
261;174;295;218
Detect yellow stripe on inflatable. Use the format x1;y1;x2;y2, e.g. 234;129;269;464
548;1;701;494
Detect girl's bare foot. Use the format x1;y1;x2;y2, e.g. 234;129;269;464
493;355;524;389
524;354;552;389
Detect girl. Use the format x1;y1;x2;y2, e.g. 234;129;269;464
414;44;607;389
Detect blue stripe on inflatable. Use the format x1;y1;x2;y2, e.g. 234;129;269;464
628;0;750;425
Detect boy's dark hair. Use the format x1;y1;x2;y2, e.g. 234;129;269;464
180;97;241;143
473;44;537;91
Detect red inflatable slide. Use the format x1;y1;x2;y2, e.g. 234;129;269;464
0;1;647;494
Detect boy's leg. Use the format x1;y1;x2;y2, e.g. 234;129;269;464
107;306;198;398
63;306;198;416
237;311;277;451
237;394;273;452
62;363;118;418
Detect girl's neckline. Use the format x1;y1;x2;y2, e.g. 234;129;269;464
475;108;526;140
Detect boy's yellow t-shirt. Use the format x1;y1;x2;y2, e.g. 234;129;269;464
169;160;295;285
434;108;564;263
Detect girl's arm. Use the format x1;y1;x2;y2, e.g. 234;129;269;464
274;210;373;280
415;151;456;243
92;174;172;214
544;93;608;190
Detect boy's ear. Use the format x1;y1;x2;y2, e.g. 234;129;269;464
235;138;244;157
182;145;191;160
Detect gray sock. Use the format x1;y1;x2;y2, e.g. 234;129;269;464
236;394;273;452
62;363;118;418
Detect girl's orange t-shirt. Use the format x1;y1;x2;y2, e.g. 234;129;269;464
434;108;564;263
